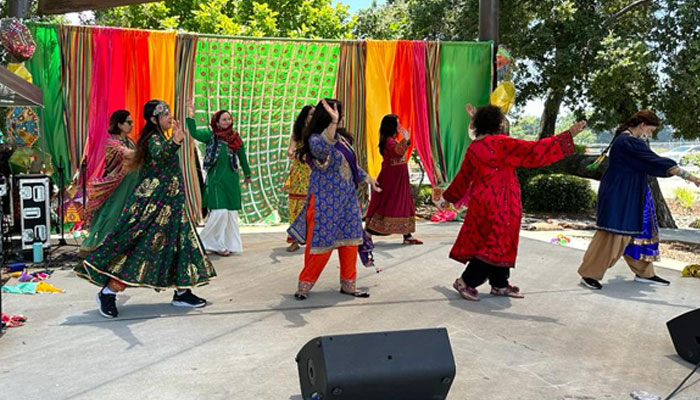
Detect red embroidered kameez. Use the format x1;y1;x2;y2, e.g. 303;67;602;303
443;132;575;267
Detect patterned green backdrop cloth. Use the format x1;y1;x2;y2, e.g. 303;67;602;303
193;38;340;224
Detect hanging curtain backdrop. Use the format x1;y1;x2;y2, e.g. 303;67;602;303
409;40;436;187
122;29;151;138
426;41;446;186
26;24;71;185
27;23;493;225
438;41;492;181
364;40;397;178
390;41;416;162
335;40;368;205
193;38;341;224
148;30;176;137
57;25;93;179
174;34;203;223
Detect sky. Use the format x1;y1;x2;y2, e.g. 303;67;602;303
345;0;384;14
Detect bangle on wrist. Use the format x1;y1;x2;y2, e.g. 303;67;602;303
677;168;691;180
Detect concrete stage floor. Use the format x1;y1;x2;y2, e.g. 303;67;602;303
1;222;699;399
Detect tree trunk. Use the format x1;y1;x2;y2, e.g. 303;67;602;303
538;87;565;139
648;176;677;229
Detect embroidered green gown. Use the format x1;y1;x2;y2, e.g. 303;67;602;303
75;132;216;289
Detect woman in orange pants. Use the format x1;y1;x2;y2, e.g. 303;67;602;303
287;99;381;300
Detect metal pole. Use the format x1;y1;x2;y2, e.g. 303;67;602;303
479;0;499;90
8;0;31;18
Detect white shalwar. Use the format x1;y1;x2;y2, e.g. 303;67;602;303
200;209;243;253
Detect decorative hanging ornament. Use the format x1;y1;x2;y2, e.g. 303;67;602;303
5;107;39;147
7;62;32;83
0;18;36;61
496;45;515;81
490;82;516;115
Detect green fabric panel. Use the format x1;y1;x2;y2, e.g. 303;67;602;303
26;24;72;185
438;42;492;181
193;39;340;224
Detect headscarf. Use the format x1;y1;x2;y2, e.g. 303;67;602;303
210;110;243;152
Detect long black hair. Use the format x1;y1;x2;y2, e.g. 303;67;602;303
604;110;661;155
293;105;314;143
108;110;130;134
588;109;662;170
133;100;168;168
379;114;398;156
296;99;354;162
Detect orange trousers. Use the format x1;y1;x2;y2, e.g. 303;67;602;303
298;194;358;290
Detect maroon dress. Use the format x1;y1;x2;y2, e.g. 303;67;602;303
365;136;416;234
443;132;575;267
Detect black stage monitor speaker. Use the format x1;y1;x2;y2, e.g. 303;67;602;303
667;308;700;364
295;328;455;400
12;175;51;251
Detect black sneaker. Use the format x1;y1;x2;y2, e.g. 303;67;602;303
580;277;602;290
96;291;118;318
634;275;670;286
172;289;207;308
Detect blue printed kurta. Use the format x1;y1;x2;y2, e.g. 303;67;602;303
287;133;365;253
596;134;677;235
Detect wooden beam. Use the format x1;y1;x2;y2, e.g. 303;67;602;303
38;0;159;15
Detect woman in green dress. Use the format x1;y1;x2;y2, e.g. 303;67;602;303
186;102;251;256
79;110;140;257
75;100;216;319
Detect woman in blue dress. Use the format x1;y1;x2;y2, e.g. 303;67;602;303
578;110;700;290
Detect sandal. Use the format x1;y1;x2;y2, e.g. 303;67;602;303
490;285;524;298
340;280;370;298
453;278;479;301
286;242;300;252
216;250;232;257
403;237;423;245
339;289;370;298
294;292;308;301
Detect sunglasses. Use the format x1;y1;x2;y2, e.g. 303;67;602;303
125;120;134;125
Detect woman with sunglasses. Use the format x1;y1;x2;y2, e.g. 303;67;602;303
80;110;140;257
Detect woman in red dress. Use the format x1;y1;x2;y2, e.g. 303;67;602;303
437;105;585;301
365;114;422;244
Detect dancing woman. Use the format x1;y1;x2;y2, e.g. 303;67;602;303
283;105;314;252
287;99;381;300
578;110;700;290
75;100;216;318
186;103;252;256
80;110;140;257
365;114;422;245
436;105;585;301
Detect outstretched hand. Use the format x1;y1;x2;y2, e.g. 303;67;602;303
321;99;339;123
568;120;587;136
465;103;476;118
187;101;195;118
172;120;185;144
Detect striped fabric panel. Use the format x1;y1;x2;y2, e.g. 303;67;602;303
174;34;204;224
58;25;93;176
335;40;369;206
426;41;446;186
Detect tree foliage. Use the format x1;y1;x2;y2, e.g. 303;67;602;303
92;0;355;39
355;0;698;140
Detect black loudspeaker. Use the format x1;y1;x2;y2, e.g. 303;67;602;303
12;175;51;251
667;308;700;364
295;328;455;400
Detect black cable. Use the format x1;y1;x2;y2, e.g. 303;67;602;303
664;358;700;400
